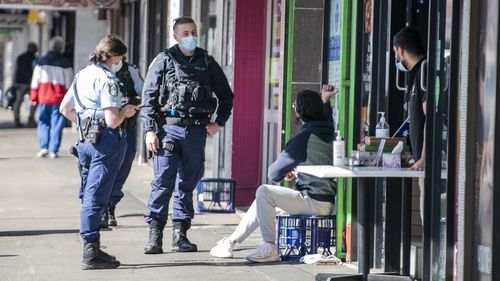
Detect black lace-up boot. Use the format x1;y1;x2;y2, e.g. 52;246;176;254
144;220;165;254
108;205;117;226
81;242;120;270
171;220;197;252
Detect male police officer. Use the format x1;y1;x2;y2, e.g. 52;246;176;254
141;16;234;254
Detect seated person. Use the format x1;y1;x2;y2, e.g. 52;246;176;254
210;87;337;262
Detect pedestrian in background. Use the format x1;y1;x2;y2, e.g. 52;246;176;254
141;16;234;254
30;37;73;159
60;34;138;270
100;58;143;228
13;42;38;128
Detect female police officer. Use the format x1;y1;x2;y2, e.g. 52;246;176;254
60;35;138;270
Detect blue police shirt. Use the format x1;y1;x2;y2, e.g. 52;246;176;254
66;64;122;120
128;64;144;95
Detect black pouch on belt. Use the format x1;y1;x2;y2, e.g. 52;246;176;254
86;119;103;144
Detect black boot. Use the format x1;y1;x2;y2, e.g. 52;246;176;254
81;242;120;270
108;206;117;227
171;221;198;252
100;209;109;229
144;220;165;254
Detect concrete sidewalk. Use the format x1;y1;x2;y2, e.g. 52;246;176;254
0;109;356;281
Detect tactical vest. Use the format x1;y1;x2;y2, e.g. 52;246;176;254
160;51;217;119
116;62;140;106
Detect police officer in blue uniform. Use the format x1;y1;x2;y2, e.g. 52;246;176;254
60;35;138;269
101;59;144;228
141;16;234;254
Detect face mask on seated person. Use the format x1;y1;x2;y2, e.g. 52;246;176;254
179;36;198;52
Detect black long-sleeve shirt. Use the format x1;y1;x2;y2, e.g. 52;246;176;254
141;45;234;132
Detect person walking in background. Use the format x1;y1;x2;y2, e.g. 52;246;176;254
30;37;74;159
141;16;234;254
13;42;38;128
210;89;337;262
100;58;143;228
59;34;138;270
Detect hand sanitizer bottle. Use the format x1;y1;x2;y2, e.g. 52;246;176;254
375;112;390;138
333;131;345;166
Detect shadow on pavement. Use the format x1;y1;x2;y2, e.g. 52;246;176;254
0;229;79;237
119;260;285;269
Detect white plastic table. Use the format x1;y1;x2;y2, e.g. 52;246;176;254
297;165;424;280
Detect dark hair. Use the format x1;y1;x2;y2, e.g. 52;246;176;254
173;16;196;31
89;34;127;64
27;42;38;53
295;90;327;122
393;26;426;56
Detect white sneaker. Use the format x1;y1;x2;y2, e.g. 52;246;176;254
210;237;234;258
246;243;280;263
36;149;49;158
49;152;59;159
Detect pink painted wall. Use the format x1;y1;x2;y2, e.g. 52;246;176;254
231;0;267;206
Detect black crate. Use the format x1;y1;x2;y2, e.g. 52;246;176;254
196;178;236;213
276;214;336;261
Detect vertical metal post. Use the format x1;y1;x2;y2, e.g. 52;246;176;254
423;0;442;279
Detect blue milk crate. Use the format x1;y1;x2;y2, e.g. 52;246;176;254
196;178;236;213
276;214;336;261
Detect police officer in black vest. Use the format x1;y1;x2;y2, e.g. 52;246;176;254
100;59;144;228
141;16;234;254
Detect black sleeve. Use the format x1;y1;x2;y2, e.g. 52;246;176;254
324;102;333;121
140;53;168;132
209;58;234;126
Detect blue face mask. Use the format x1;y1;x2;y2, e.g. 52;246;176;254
179;36;198;52
395;58;408;72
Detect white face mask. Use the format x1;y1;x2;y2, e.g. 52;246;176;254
395;58;408;72
111;61;123;73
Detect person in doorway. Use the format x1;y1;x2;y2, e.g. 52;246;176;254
393;26;427;221
141;16;234;254
210;88;337;262
60;35;138;270
30;37;73;158
13;42;38;128
100;58;144;228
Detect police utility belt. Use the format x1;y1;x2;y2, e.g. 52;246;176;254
165;117;210;126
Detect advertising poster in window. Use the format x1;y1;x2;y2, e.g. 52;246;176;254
473;0;498;279
328;0;341;129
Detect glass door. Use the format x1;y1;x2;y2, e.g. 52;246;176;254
262;0;286;183
423;0;461;279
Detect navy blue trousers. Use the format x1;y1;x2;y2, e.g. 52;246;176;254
78;128;126;244
144;124;206;225
109;129;137;207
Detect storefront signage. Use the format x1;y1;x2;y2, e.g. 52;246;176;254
0;14;27;29
0;0;118;8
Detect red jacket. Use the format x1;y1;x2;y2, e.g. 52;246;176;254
30;51;73;105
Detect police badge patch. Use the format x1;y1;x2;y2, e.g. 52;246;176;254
109;82;119;97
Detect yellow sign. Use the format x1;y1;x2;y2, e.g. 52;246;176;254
28;9;39;23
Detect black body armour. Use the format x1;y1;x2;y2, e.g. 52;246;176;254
116;62;140;129
160;53;217;120
117;62;140;106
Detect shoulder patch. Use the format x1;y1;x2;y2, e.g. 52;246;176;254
109;81;119;97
